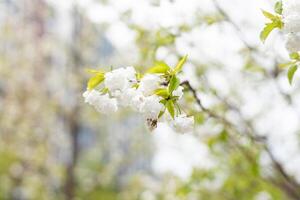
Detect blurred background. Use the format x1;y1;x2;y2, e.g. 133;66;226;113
1;0;300;199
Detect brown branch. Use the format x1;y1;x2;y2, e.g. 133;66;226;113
181;80;300;199
181;80;264;142
208;2;300;198
211;0;256;51
212;0;293;106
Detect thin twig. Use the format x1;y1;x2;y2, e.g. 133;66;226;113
212;0;293;106
181;80;300;199
211;0;256;51
209;1;300;197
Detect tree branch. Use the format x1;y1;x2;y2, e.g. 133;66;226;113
212;0;293;106
181;80;300;200
211;0;256;51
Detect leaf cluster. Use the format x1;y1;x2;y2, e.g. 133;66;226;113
260;1;283;43
147;55;188;119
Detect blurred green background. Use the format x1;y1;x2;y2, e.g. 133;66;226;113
1;0;300;200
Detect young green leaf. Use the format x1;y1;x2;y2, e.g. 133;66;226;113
288;64;298;85
174;55;188;74
260;9;283;43
160;99;168;105
168;76;180;93
279;61;293;69
274;1;283;15
174;102;181;115
158;109;166;119
101;87;109;94
147;61;170;74
155;88;170;99
87;73;105;90
260;22;278;43
261;10;277;21
166;100;175;119
290;52;300;60
136;72;143;81
86;68;104;74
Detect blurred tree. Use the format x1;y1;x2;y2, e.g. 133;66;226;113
1;0;300;200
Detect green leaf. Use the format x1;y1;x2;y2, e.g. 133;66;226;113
86;68;104;74
136;72;142;81
87;73;105;90
155;88;170;98
260;22;277;43
101;87;109;94
274;1;283;15
158;109;166;119
290;52;300;60
260;8;283;43
218;129;228;142
174;55;188;74
147;61;170;74
166;100;175;119
261;10;277;21
160;99;168;105
168;76;180;93
174;102;181;115
132;83;139;89
288;64;298;85
279;61;293;69
194;112;205;124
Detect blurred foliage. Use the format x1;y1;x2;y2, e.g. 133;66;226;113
0;0;299;200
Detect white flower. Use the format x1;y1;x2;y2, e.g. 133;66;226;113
140;95;163;119
282;0;300;19
104;66;136;94
94;93;118;113
283;0;300;52
286;33;300;53
118;87;142;108
171;114;194;133
131;91;146;111
83;90;118;113
138;74;161;96
283;15;300;34
172;86;184;99
83;90;101;105
123;66;136;81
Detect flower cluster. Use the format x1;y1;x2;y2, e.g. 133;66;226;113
83;56;194;133
283;0;300;53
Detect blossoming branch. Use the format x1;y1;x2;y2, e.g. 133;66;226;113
83;55;194;133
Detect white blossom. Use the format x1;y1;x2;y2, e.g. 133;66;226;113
172;86;184;99
123;66;137;81
83;90;118;113
138;74;161;96
118;87;143;109
83;67;193;132
286;33;300;53
140;95;163;119
283;0;300;52
282;0;300;20
83;90;101;105
131;91;146;111
283;15;300;34
94;93;118;113
104;66;136;94
171;114;194;133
